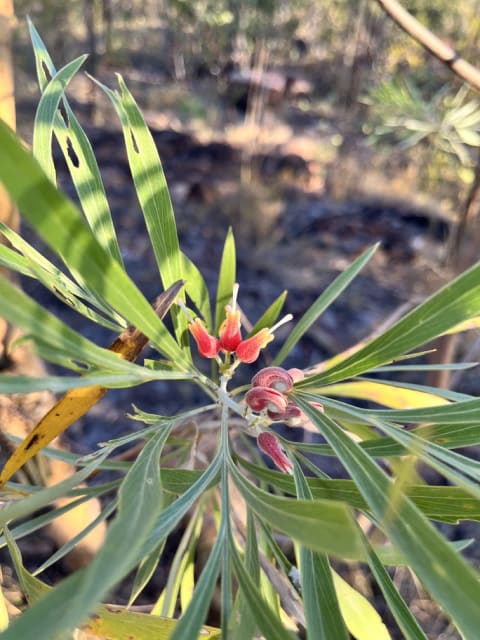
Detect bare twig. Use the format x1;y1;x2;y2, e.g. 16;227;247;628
376;0;480;92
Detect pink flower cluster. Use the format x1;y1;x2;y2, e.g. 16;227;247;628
244;366;323;475
245;366;305;424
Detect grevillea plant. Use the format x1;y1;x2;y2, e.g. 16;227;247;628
0;21;480;640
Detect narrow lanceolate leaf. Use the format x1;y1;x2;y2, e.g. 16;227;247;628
5;529;222;639
140;454;222;558
238;457;480;523
364;540;428;640
29;18;124;266
293;397;480;640
89;73;189;348
248;289;288;337
231;509;260;640
274;244;378;365
0;120;187;366
293;461;349;640
230;461;365;560
168;528;224;640
0;222;123;329
230;538;294;640
296;259;480;387
215;227;236;332
1;428;171;640
90;74;182;289
0;281;183;489
181;251;212;331
317;380;450;410
33;55;88;182
0;451;110;529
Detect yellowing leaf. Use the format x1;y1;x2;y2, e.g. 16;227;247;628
333;570;391;640
319;380;450;409
0;281;184;488
443;315;480;335
80;605;221;640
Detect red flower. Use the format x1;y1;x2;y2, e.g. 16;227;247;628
188;318;220;359
219;306;242;352
235;329;274;364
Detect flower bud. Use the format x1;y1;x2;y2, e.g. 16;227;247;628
251;366;294;393
287;368;305;383
257;432;293;474
268;401;303;423
245;386;288;414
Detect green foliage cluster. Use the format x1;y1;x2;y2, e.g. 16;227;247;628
1;18;480;640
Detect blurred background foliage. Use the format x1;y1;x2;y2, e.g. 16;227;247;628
11;0;480;216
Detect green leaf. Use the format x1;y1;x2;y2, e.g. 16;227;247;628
0;370;189;394
33;500;117;576
248;290;288;337
364;540;428;640
230;461;365;560
141;455;221;558
29;19;124;267
0;275;174;378
0;223;123;330
129;541;165;606
0;451;109;529
293;397;480;640
231;509;260;640
302;395;480;455
296;259;480;386
274;244;378;365
238;457;480;523
5;528;221;639
367;397;480;424
90;74;189;349
0;427;171;640
230;537;294;640
215;227;236;332
33;55;87;181
153;505;202;617
168;527;223;640
181;251;212;331
293;461;349;640
0;121;187;366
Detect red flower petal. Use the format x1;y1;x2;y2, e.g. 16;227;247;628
218;306;242;352
189;318;220;358
235;329;274;364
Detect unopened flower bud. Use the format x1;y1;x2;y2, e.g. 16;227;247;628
268;401;303;423
287;368;304;383
257;432;293;474
245;386;288;414
251;366;294;393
